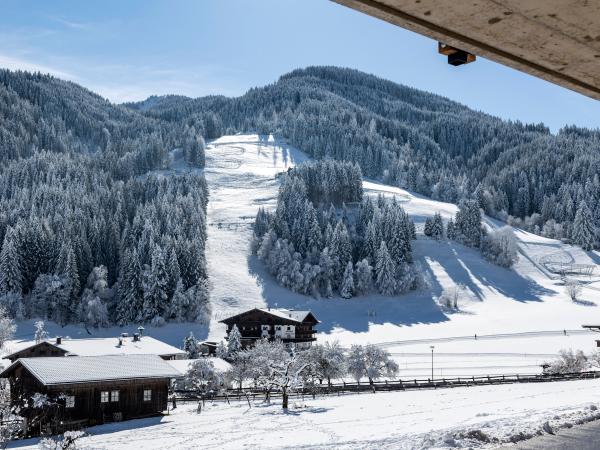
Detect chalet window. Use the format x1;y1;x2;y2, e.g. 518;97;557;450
143;389;152;401
100;391;109;403
111;390;119;402
287;326;291;331
65;395;75;408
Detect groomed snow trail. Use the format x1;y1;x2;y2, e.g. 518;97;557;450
203;135;309;340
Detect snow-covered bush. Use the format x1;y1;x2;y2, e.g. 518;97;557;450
181;359;224;394
480;227;518;268
564;279;582;302
300;341;347;387
544;349;588;374
38;431;85;450
0;306;15;351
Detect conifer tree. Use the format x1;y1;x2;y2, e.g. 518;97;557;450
0;227;22;295
228;324;242;356
340;262;355;299
375;242;396;295
572;201;595;251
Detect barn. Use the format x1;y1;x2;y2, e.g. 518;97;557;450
0;354;181;436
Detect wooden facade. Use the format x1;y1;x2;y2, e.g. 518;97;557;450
0;355;179;437
220;308;319;348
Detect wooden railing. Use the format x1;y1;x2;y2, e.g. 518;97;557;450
172;370;600;403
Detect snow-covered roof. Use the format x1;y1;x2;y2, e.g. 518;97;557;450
166;358;232;374
258;308;315;323
220;308;319;325
1;354;182;386
4;336;185;359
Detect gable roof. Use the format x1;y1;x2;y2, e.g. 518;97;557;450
4;336;185;360
0;354;182;386
219;308;319;325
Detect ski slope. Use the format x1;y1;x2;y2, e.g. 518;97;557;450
202;135;600;378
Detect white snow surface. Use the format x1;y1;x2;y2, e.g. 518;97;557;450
10;378;600;449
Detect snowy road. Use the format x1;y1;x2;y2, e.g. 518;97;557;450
508;420;600;449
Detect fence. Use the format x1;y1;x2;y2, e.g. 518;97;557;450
173;370;600;404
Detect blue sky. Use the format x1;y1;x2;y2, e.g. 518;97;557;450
1;0;599;132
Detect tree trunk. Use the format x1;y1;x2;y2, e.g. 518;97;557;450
282;391;288;410
369;377;375;393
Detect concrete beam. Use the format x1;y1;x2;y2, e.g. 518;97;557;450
333;0;600;100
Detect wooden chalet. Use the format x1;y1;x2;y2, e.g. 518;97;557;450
4;334;186;363
220;308;319;349
0;354;181;436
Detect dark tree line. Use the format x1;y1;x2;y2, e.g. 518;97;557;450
0;70;209;326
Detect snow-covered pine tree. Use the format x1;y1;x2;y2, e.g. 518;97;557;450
455;200;482;248
142;246;169;322
446;218;456;240
375;242;396;295
183;332;199;358
228;324;242;356
340;261;354;299
572;201;595;250
430;212;444;240
54;239;80;307
216;340;228;359
0;227;22;295
116;248;144;325
423;217;433;237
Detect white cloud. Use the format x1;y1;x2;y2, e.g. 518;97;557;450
0;53;77;81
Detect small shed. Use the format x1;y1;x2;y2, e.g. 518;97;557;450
0;354;181;436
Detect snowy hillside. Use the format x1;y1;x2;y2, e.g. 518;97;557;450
202;135;600;378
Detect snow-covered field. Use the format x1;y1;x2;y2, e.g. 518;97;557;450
11;379;600;449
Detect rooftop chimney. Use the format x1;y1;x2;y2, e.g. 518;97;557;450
133;333;140;342
137;326;145;338
56;337;62;345
121;332;129;338
118;337;123;347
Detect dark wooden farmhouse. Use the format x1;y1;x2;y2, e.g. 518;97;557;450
0;354;181;436
220;308;319;349
4;335;186;363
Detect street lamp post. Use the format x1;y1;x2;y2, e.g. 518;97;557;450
430;345;435;381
